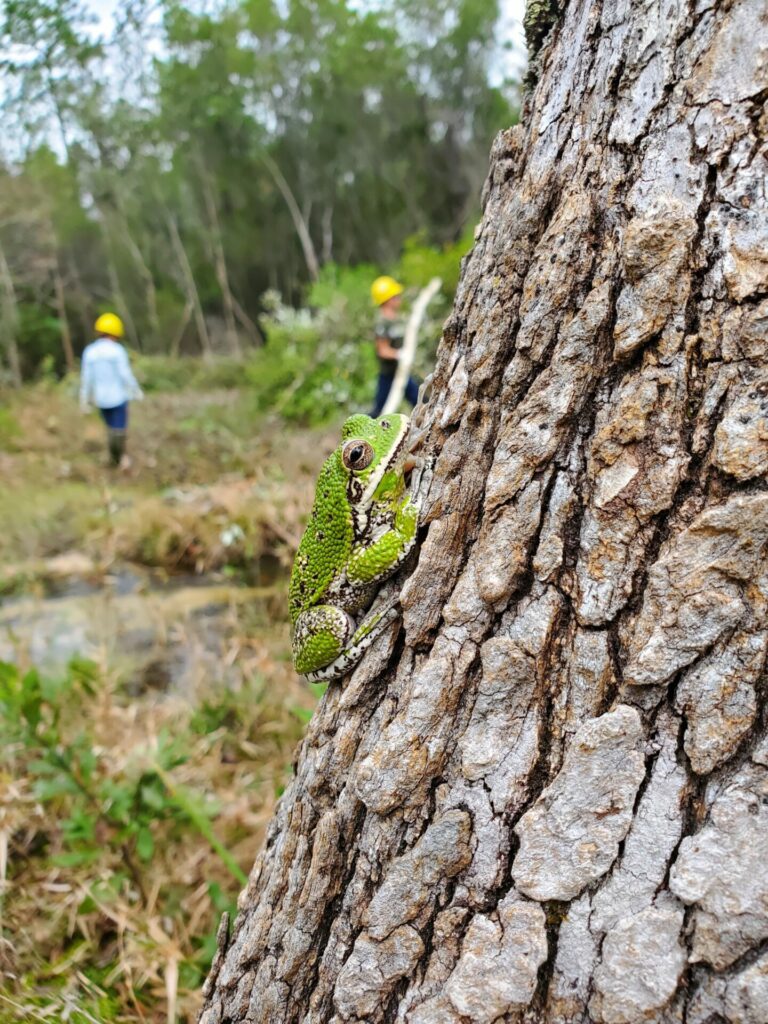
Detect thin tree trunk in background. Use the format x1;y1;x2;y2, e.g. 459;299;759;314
230;293;264;347
52;257;75;373
261;152;320;282
200;2;768;1021
170;300;193;358
98;219;140;350
321;204;334;265
0;243;22;387
167;214;212;359
119;211;161;340
198;160;241;357
69;260;94;339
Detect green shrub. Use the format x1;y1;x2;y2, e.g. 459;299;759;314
16;303;65;377
132;353;248;393
243;233;482;427
394;225;475;297
242;291;378;425
307;261;379;336
0;405;20;448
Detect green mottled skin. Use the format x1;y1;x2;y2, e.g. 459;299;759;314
289;413;418;679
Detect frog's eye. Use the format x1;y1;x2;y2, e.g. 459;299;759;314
342;439;374;472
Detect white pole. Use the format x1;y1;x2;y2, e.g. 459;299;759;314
381;276;442;416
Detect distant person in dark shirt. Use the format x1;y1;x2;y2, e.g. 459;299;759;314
370;276;419;417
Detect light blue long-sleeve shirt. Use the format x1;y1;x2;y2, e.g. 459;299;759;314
79;339;143;410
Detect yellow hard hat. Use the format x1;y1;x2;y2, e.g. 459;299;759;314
94;312;125;338
371;276;404;306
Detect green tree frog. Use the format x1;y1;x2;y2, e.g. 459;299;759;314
289;412;419;683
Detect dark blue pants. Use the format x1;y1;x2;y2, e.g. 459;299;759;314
99;403;129;430
372;374;419;417
99;403;129;465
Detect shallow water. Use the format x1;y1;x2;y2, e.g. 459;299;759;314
0;568;285;695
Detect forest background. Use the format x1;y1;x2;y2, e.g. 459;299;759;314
0;2;522;1022
1;0;521;413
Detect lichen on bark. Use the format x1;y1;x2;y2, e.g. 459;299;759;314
200;1;768;1021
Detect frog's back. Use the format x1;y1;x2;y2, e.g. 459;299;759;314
289;452;352;622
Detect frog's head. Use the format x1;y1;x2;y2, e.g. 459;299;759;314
339;413;410;508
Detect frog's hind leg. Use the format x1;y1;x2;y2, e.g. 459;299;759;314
302;602;399;684
292;605;355;677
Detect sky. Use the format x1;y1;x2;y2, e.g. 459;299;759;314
84;0;528;79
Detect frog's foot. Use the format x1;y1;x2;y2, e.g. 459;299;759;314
292;605;355;677
302;603;400;684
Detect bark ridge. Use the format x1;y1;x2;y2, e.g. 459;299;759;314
200;0;768;1020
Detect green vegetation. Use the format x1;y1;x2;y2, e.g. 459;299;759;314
1;655;311;1022
0;0;517;381
0;372;335;1021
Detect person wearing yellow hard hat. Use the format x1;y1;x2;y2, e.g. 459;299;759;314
370;276;419;416
79;312;143;468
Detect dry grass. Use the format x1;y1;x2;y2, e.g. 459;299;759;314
1;629;315;1022
0;381;338;577
0;379;337;1021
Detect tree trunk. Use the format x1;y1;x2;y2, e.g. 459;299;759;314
261;152;321;282
200;2;768;1022
118;207;161;340
52;256;75;374
198;158;242;357
169;298;193;358
167;213;213;359
0;242;23;387
230;292;264;347
321;204;334;265
98;219;141;350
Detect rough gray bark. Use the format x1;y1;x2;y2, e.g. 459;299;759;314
199;1;768;1021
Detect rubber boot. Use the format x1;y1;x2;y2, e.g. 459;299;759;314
108;430;126;467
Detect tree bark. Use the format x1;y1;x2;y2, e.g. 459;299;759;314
200;2;768;1022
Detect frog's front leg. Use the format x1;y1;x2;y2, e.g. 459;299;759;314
347;495;419;585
